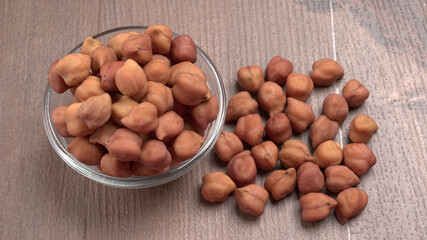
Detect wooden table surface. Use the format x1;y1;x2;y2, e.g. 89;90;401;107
1;0;426;239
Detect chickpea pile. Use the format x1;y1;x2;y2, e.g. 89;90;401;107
202;57;378;225
49;25;219;177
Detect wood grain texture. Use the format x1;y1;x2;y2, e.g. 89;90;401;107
0;0;426;239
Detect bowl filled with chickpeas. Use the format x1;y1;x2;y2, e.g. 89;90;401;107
43;26;226;188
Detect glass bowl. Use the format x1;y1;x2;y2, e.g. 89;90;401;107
43;26;226;189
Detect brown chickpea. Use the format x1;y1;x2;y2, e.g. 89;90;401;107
155;111;184;141
77;93;112;130
237;65;264;93
106;128;143;162
67;137;104;165
55;53;91;87
100;153;132;178
225;91;258;122
285;73;314;102
170;35;197;64
257;81;287;117
309;115;339;149
64;102;94;137
235;184;269;216
143;59;171;85
172;73;210;106
142;81;174;116
214;131;244;162
297;162;324;195
313;140;343;168
235;113;264;146
48;60;69;94
144;25;173;55
81;37;103;56
265;113;292;144
335;188;368;224
278;139;314;169
51;105;72;137
348;114;378;143
265;56;293;85
299;192;337;222
171;130;204;162
322;94;348;124
115;59;148;101
90;46;117;74
100;61;124;92
285;97;315;133
139;140;172;170
342;79;370;107
75;76;106;102
201;171;237;203
121;102;159;134
190;94;219;129
107;32;139;60
111;96;139;126
121;33;152;64
89;120;120;147
251;141;278;171
343;143;376;176
310;58;344;86
325;165;360;193
168;61;206;86
227;151;257;187
264;168;296;201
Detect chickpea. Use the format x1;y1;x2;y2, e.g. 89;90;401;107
297;162;324;195
285;97;315;133
67;137;104;165
251;141;278;171
343;143;376;176
190;94;219;129
121;102;159;134
201;171;237;203
214;131;244;162
51;105;72;137
299;192;337;222
325;165;360;193
322;94;348;124
257;82;286;117
313;140;343;168
264;168;296;201
265;113;292;144
100;61;124;92
100;153;132;178
155;111;184;141
142;81;174;116
225;91;258;122
75;76;106;102
48;60;69;94
139;140;172;170
285;73;314;102
278;139;314;169
235;184;269;216
144;25;173;55
237;65;264;93
265;56;293;85
170;35;197;64
115;59;148;101
309;115;339;149
55;53;91;87
78;93;112;130
121;33;152;64
106;128;143;162
171;130;204;162
348;114;378;143
227;151;257;187
235;113;264;146
172;73;210;106
310;58;344;86
335;188;368;224
342;79;370;107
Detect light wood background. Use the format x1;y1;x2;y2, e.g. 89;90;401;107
0;0;426;239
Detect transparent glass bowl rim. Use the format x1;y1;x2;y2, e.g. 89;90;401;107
43;26;226;189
